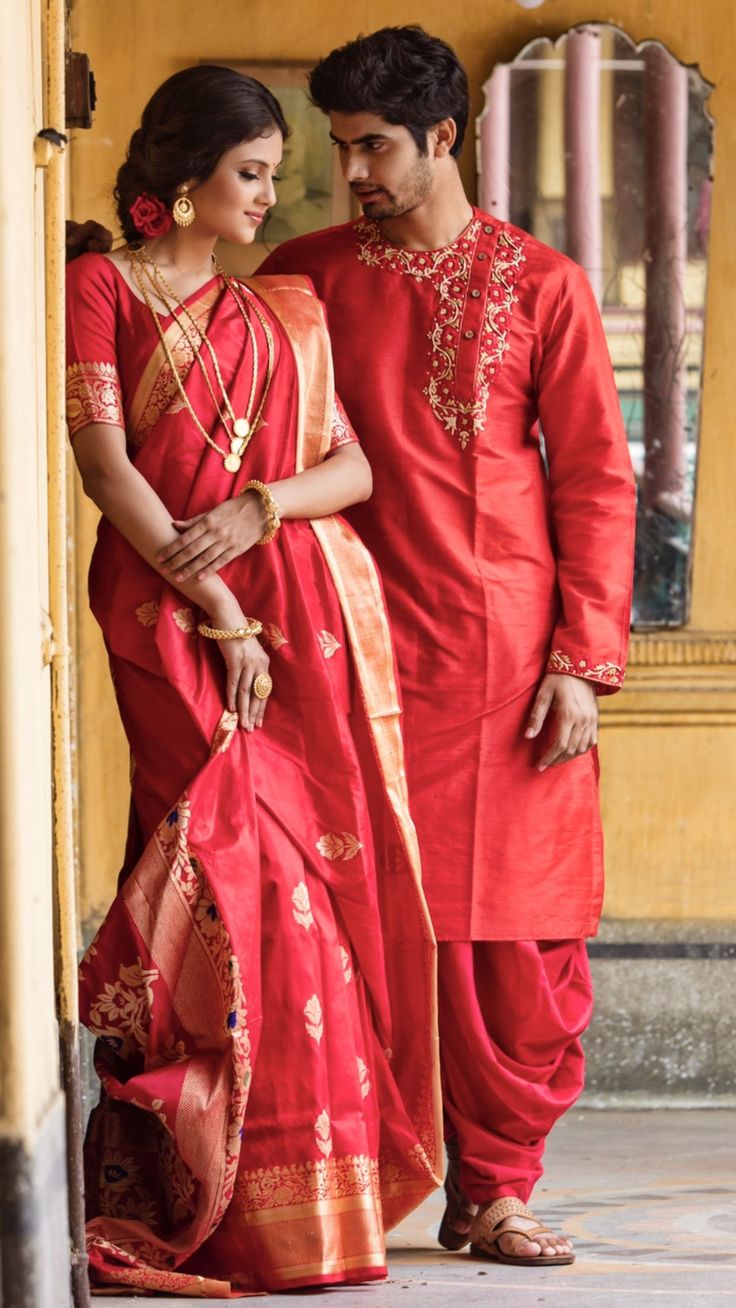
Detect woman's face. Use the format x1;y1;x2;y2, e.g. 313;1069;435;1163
187;131;283;244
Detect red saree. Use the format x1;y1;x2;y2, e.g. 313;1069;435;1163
66;255;442;1297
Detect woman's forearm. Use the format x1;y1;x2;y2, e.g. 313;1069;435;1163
150;438;374;586
267;443;372;520
75;425;242;621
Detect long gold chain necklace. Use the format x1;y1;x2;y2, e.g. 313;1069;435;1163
136;251;258;445
139;251;276;460
127;247;274;473
139;255;258;452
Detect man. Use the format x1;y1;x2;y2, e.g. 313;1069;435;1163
259;25;636;1266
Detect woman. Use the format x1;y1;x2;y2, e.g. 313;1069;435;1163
67;65;441;1297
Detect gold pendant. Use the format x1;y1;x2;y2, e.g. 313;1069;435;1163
224;452;242;473
230;436;245;455
233;417;250;439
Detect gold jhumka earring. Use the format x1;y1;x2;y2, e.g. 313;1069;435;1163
172;184;195;227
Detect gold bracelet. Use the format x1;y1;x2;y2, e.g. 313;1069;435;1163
241;479;281;545
197;618;263;641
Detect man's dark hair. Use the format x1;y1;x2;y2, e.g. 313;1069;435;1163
309;26;469;158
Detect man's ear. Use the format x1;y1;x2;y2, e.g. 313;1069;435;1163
430;118;457;159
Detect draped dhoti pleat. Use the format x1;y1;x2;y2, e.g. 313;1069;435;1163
437;939;593;1202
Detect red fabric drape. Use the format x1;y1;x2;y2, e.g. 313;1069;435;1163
437;940;593;1202
67;256;441;1296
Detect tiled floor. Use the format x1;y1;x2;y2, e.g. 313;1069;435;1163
101;1110;736;1306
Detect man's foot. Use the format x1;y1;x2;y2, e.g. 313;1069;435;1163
469;1196;575;1266
437;1140;478;1251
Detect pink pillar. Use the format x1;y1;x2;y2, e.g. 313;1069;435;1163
564;29;603;302
478;65;510;221
643;46;689;509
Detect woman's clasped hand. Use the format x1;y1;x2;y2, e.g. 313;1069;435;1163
158;489;269;583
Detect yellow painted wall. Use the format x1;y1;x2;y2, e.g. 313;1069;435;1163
68;0;736;927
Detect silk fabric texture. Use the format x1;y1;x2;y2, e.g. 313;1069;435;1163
66;256;442;1296
261;213;637;941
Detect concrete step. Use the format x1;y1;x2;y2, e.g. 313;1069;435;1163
583;919;736;1105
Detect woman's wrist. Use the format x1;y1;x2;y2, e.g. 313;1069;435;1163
239;480;281;544
240;488;270;534
199;582;246;631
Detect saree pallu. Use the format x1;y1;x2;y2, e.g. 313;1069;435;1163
67;260;442;1296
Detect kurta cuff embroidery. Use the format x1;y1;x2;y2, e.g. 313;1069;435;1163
547;648;624;688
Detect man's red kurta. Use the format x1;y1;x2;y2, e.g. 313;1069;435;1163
261;212;636;941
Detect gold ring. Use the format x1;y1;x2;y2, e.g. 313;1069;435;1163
252;672;273;700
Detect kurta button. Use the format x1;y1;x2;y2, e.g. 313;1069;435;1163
464;329;475;339
483;224;493;233
470;289;481;298
477;252;487;261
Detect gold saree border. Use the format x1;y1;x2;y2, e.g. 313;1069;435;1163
234;1152;379;1212
242;1193;385;1284
247;275;443;1210
128;284;222;444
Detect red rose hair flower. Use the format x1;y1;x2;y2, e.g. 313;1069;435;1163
129;193;172;239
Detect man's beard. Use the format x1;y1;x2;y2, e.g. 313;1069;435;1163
353;157;433;222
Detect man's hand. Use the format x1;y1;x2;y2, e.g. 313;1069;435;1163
525;673;598;772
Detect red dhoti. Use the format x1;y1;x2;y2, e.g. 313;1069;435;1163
438;940;593;1201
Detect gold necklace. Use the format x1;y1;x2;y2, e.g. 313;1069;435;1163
213;259;276;446
143;253;277;436
127;248;274;473
137;252;259;458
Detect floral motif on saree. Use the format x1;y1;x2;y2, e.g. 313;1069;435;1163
316;831;363;860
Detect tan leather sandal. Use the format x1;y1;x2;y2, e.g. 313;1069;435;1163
437;1138;478;1251
469;1195;575;1266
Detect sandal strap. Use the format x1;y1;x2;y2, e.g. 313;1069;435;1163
486;1220;552;1245
471;1196;535;1243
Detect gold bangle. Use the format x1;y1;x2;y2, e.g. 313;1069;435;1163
241;479;281;545
197;618;263;641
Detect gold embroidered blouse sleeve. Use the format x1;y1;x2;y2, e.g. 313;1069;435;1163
66;255;126;438
329;394;359;449
66;360;124;438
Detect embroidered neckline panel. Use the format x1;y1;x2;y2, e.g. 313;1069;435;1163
355;216;526;449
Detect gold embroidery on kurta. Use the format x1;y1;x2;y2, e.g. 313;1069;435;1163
356;219;526;448
66;360;123;435
548;648;624;688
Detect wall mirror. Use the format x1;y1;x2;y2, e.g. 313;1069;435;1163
477;25;713;627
